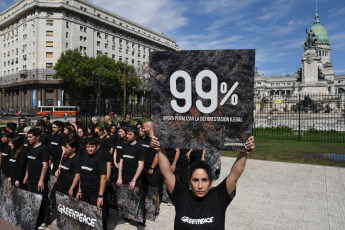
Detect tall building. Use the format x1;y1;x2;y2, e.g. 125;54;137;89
255;9;345;97
0;0;178;112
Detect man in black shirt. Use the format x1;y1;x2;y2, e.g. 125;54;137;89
43;115;52;136
50;120;68;175
116;126;144;191
17;117;27;140
1;132;14;177
23;128;50;230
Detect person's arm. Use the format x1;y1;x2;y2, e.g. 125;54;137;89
226;136;255;196
151;137;175;194
23;165;28;184
76;182;82;200
106;162;111;183
113;149;119;168
186;149;193;159
148;153;158;175
201;149;206;161
171;148;180;172
129;160;144;191
68;173;80;198
38;162;48;192
116;158;123;187
97;175;106;207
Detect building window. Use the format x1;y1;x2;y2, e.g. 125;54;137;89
46;30;54;37
46;88;54;93
66;42;69;48
46;63;53;68
112;54;115;59
46;52;53;58
46;76;54;81
97;41;100;46
47;99;54;106
119;56;122;61
66;22;69;28
66;32;68;38
105;43;108;48
46;41;53;47
46;20;54;26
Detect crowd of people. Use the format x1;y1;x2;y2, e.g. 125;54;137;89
0;115;254;230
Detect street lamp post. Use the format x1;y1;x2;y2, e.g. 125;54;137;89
118;61;128;121
98;52;102;118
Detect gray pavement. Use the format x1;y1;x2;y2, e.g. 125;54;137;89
2;157;345;229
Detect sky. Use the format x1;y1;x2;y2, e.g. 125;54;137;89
1;0;345;77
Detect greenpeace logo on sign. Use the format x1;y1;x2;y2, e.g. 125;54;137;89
181;216;214;225
58;204;97;227
81;166;93;171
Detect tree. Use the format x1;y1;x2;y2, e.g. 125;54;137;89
54;49;141;103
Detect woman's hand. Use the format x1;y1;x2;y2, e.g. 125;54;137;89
76;192;82;200
244;136;255;153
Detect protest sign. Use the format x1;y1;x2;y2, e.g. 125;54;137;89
145;186;159;221
116;184;145;223
55;191;103;230
150;49;255;151
0;175;42;230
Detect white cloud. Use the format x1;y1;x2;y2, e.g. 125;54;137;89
329;7;345;17
88;0;188;33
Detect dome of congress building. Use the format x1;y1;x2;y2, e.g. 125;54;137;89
309;11;329;44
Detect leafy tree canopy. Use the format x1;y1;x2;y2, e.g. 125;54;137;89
54;49;141;102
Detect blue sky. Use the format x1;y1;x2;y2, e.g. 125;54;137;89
2;0;344;76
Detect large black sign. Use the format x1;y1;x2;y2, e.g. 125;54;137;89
150;50;255;151
0;175;42;230
56;191;103;230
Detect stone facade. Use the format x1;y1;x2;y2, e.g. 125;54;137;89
0;0;178;113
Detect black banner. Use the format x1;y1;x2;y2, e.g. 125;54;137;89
56;191;103;230
150;49;255;151
0;174;42;230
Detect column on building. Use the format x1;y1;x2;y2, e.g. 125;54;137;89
41;87;46;106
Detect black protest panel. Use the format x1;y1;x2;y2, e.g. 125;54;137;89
145;186;159;222
56;191;103;230
150;49;255;151
116;184;145;223
0;175;42;230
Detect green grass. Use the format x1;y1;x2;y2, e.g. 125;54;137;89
222;138;345;167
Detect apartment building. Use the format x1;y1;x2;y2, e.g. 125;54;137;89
0;0;178;111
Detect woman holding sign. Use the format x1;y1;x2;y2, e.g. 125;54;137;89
151;136;254;230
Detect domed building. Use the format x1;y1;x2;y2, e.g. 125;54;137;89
254;9;345;97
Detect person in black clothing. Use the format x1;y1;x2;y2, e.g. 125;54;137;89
23;126;31;151
151;136;255;230
6;122;18;134
116;126;144;191
142;121;162;214
113;126;127;179
43;115;52;136
1;132;14;177
36;123;51;147
95;126;113;154
76;137;107;229
50;120;68;175
8;136;27;188
55;139;80;198
23;128;50;230
186;149;206;164
17;117;27;140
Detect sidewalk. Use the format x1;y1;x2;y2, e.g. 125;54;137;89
2;157;344;229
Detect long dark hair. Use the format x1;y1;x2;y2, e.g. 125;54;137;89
11;136;24;159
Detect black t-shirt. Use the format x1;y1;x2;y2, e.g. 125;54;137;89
99;137;111;152
165;148;177;164
1;144;12;176
170;178;236;230
50;132;68;164
40;132;51;147
141;137;157;170
78;150;107;197
27;144;49;184
45;123;53;135
115;137;125;163
8;150;27;184
189;150;203;163
60;155;80;195
121;141;144;182
109;134;118;149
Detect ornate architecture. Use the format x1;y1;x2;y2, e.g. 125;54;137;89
255;9;345;97
0;0;178;112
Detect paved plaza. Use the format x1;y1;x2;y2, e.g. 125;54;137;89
1;156;344;230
